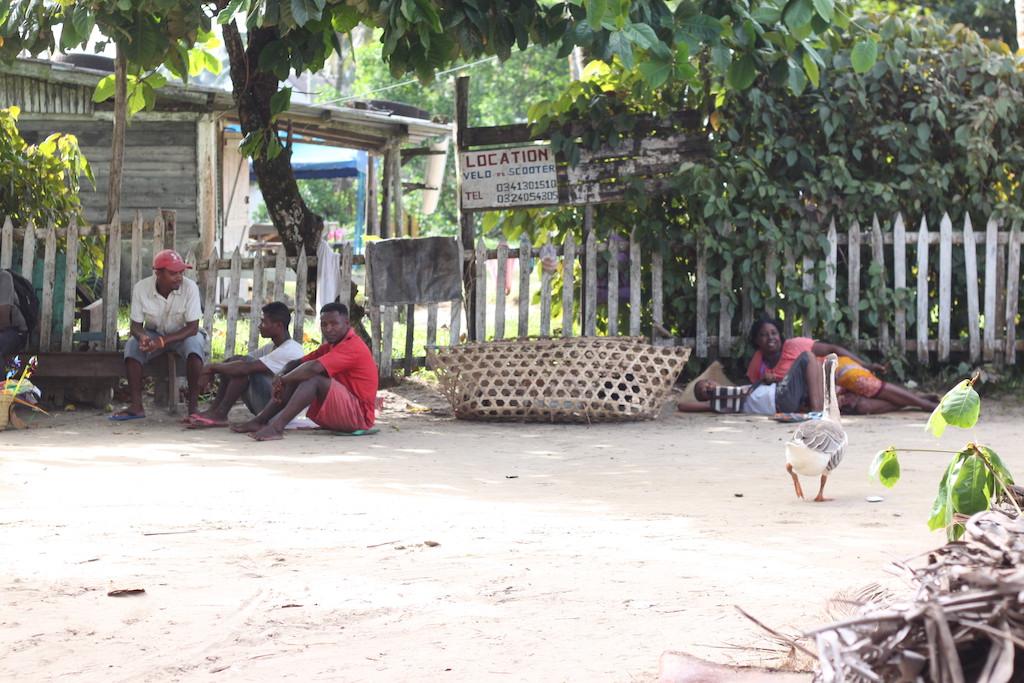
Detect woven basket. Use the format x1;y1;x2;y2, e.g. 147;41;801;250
426;336;691;423
0;391;14;430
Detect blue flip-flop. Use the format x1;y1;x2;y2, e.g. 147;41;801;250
110;411;146;421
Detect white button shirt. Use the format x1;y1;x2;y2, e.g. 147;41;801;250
129;274;202;336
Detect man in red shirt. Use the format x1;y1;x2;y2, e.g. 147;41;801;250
231;302;378;441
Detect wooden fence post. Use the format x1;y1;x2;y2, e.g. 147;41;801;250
561;233;575;337
1004;224;1021;365
963;214;981;363
983;217;999;362
937;213;953;362
892;214;907;354
915;216;930;364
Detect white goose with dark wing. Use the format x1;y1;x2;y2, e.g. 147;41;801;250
785;353;847;502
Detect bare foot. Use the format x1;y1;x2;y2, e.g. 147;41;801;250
230;418;266;433
247;425;284;441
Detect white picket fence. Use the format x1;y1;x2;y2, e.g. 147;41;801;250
4;211;1022;378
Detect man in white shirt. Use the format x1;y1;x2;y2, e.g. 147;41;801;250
677;351;823;416
187;301;304;428
111;249;204;420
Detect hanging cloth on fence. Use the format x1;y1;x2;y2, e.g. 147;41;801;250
365;236;462;306
316;239;341;313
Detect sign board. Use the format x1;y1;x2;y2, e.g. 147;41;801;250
459;144;558;210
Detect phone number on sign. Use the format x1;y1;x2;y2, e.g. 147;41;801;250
495;191;558;204
494;180;556;192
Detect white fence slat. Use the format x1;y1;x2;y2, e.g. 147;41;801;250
764;243;778;318
825;219;837;309
782;245;795;338
273;246;287;305
937;213;953;362
449;298;462;347
696;241;708;357
651;248;664;344
718;260;732;356
892;214;907;352
871;215;889;351
628;231;641;336
847;221;861;343
380;306;395;376
102;214;120;352
426;302;438;348
983;217;999;362
801;255;815;336
294;248;308;341
248;250;266;352
962;214;981;362
39;223;57;350
475;239;487;340
539;238;554;337
561;233;575;337
495;241;508;339
21;220;36;281
0;217;12;269
1004;224;1021;364
152;208;166;251
224;247;242;358
915;217;930;364
338;241;353;312
202;248;219;359
518;237;531;337
583;232;597;337
607;239;620;337
131;210;143;289
61;223;80;352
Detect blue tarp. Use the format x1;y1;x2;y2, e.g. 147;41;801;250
248;143;367;180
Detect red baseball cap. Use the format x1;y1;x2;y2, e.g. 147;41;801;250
153;249;192;271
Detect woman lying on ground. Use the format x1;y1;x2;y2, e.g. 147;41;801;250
746;316;940;415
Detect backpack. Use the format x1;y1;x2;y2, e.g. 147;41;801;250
4;269;40;333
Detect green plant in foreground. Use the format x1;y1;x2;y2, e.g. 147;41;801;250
870;376;1018;542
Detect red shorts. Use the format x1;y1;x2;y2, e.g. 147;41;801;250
307;379;369;432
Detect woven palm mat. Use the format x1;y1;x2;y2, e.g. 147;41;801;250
426;336;690;423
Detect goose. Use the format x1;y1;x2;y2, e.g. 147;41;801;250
785;352;847;502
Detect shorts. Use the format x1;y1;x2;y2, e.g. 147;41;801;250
241;362;273;415
774;352;811;413
306;378;370;432
124;329;206;365
834;356;885;397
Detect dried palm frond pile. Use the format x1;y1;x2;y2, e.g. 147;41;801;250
807;509;1024;682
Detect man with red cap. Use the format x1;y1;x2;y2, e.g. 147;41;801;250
110;249;205;420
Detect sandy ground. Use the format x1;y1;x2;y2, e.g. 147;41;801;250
1;379;1022;682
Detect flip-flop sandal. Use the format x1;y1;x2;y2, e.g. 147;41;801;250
331;427;381;436
110;411;146;421
178;413;201;424
186;416;227;429
771;412;822;423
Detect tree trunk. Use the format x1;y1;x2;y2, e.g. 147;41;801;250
221;21;322;261
221;20;368;338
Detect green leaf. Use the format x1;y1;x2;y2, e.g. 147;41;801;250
270;87;292;122
750;6;781;24
638;59;672;89
92;75;116;104
979;445;1015;487
726;54;757;90
927;460;955;531
951;454;991;516
782;0;814;30
869;446;901;488
851;37;878;74
939;380;980;429
811;0;834;23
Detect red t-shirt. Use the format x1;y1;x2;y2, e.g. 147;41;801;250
746;337;814;383
302;328;379;427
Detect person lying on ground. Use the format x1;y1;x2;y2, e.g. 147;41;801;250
230;302;378;441
111;250;204;420
186;301;305;428
677;351;823;415
745;316;939;414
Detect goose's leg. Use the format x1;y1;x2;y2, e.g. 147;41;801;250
787;463;804;499
812;474;834;502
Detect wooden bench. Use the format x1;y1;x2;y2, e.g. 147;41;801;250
32;351;186;414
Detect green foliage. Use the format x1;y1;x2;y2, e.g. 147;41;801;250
869;377;1016;541
0;107;92;230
